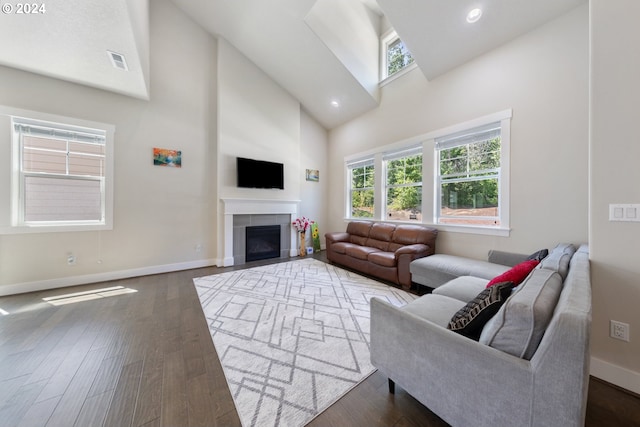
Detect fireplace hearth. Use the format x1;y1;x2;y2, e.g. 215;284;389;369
246;225;281;262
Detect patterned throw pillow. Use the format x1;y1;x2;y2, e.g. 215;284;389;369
526;248;549;262
486;259;540;288
448;281;514;340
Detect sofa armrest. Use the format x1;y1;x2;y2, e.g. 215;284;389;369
325;231;350;243
395;243;429;256
370;297;533;427
487;250;529;267
395;244;433;287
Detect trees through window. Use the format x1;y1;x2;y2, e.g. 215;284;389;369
384;147;422;221
348;159;375;218
436;128;501;226
343;112;511;234
381;30;415;81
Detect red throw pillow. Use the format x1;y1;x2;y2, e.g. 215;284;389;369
486;259;540;288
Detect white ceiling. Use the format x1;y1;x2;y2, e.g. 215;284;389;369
0;0;149;100
0;0;586;129
378;0;586;80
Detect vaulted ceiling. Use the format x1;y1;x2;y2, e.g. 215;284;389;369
0;0;586;129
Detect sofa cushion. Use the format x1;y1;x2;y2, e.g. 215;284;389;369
367;238;391;252
368;251;396;267
366;223;394;251
447;282;514;340
346;221;373;246
345;245;380;260
433;276;489;302
410;254;511;288
486;260;539;287
329;241;364;255
538;243;576;279
401;294;466;327
479;268;563;359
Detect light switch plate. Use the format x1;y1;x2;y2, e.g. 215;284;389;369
610;204;640;222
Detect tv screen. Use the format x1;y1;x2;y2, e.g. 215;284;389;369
237;157;284;189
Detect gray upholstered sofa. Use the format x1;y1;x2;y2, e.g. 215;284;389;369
370;244;592;427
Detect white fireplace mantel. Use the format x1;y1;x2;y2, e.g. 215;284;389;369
220;198;300;266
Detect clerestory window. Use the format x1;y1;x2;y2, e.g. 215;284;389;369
381;30;415;81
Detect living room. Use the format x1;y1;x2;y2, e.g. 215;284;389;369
0;0;638;425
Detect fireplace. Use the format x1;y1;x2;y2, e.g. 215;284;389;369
221;198;298;267
246;225;281;262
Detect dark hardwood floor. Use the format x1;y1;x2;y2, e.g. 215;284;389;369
0;253;638;427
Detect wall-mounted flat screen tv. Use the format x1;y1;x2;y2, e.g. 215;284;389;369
237;157;284;189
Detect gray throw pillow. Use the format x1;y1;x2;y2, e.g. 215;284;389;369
479;269;563;359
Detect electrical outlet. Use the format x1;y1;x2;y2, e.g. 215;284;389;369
610;320;630;342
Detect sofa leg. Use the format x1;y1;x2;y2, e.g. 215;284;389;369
388;378;395;394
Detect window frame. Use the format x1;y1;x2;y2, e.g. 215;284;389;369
380;29;417;84
346;157;376;219
435;123;502;227
383;145;423;221
0;106;115;234
343;110;511;237
432;114;511;235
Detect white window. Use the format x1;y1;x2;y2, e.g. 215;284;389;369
347;158;375;218
1;107;114;233
384;146;422;221
435;122;504;227
381;30;415;81
343;110;510;235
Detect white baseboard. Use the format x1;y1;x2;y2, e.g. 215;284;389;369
591;356;640;395
0;259;217;297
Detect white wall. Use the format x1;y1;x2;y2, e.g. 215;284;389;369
327;5;589;260
0;0;328;294
216;39;301;203
0;0;217;293
215;39;302;264
300;108;329;249
590;0;640;393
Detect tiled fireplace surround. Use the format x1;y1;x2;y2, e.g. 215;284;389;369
220;199;299;266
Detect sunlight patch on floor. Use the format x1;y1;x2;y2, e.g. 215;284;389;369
43;285;137;306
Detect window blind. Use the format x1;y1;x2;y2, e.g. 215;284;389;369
382;145;422;162
435;122;501;150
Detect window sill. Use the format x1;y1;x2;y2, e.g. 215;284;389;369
433;223;511;237
379;62;418;87
0;223;112;235
343;217;511;237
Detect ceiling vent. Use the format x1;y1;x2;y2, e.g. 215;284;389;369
107;51;128;71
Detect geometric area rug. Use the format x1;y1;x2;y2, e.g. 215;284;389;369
193;258;418;427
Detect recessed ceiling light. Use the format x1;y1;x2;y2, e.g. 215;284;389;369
466;8;482;23
330;100;340;108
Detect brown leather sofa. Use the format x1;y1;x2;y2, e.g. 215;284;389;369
325;221;438;290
